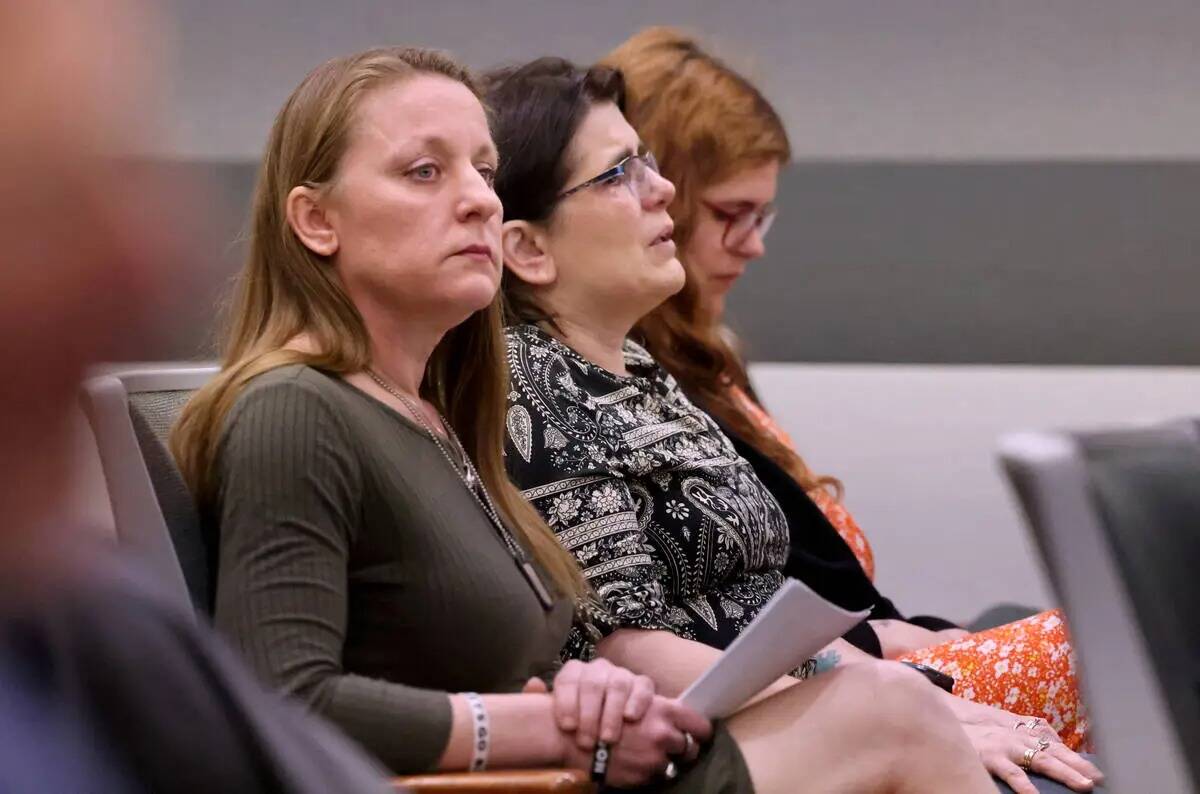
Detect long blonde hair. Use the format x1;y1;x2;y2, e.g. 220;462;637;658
171;46;586;598
604;28;841;498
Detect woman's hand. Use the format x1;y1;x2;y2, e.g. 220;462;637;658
557;695;711;788
945;696;1102;793
526;658;657;750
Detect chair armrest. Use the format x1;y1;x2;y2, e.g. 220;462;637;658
392;768;592;793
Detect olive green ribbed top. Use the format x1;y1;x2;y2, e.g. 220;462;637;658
211;364;573;773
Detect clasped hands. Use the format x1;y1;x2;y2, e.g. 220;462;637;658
523;658;710;788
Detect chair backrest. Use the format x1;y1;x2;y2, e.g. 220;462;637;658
80;365;219;614
998;421;1199;793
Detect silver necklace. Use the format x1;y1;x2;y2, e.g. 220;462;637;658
367;371;480;491
365;368;554;609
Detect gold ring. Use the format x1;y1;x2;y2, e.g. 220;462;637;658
1020;746;1044;771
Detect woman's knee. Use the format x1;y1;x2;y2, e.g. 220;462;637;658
833;662;959;744
844;661;942;710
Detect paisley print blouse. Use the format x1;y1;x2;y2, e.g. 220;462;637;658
504;324;790;654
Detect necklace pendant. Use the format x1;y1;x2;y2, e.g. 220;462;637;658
521;561;556;610
463;468;478;490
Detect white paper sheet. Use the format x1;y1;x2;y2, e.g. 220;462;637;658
679;578;871;719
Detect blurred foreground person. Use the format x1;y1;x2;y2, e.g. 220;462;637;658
0;3;390;791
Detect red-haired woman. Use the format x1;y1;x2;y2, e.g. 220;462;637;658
602;27;1089;751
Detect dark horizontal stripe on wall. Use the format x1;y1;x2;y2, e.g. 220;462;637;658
126;159;1199;367
726;161;1200;365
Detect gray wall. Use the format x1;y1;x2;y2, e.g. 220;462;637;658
161;0;1200;160
728;161;1200;365
751;362;1200;617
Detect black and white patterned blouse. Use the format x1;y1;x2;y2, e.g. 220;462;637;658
504;323;790;657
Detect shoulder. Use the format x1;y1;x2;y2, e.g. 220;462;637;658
504;323;556;365
505;324;630;401
225;365;354;436
504;324;588;402
235;364;343;408
217;365;368;490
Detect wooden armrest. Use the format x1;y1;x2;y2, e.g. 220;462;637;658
392;768;593;793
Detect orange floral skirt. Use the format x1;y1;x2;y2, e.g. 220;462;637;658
811;491;1088;746
898;609;1088;749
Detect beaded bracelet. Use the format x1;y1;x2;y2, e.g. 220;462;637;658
462;692;490;772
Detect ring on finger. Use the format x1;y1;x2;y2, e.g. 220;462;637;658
1020;745;1046;772
663;761;679;780
682;732;695;758
1013;720;1028;731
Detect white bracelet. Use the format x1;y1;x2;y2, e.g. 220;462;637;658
463;692;490;772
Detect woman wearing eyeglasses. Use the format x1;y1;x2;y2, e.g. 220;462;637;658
488;52;1104;794
483;57;1013;794
603;19;1094;752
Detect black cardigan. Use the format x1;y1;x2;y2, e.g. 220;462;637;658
718;420;959;656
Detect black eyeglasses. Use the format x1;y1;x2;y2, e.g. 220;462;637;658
558;151;661;201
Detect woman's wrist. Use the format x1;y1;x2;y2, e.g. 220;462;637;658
498;693;573;768
439;693;571;771
938;688;987;723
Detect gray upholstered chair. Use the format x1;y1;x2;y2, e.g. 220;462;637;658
80;365;219;613
998;420;1200;794
80;364;592;794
